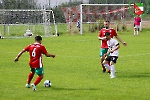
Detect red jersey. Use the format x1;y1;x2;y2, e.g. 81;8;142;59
98;28;118;48
24;43;48;68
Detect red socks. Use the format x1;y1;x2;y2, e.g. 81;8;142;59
27;72;43;86
34;75;43;86
27;72;34;84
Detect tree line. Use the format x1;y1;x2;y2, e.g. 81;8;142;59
0;0;149;23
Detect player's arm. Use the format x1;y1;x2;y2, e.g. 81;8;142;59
98;30;106;40
105;44;120;55
115;35;127;46
138;17;141;22
14;49;26;62
98;36;106;40
42;46;55;58
104;49;110;57
110;43;120;53
45;53;55;58
138;20;141;22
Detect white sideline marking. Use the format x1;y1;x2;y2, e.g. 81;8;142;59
54;52;150;59
2;52;150;59
119;53;150;58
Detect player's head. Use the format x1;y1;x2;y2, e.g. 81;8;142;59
105;32;111;40
137;14;140;17
104;20;110;29
35;36;42;43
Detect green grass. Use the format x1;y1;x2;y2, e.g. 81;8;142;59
0;29;150;100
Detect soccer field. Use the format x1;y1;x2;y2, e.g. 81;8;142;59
0;29;150;100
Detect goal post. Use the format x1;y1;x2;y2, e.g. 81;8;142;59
42;9;58;36
79;4;134;34
0;9;57;37
61;3;136;34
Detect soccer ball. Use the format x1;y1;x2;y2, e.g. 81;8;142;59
44;80;51;87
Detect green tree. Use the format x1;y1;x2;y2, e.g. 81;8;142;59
51;0;82;23
89;0;147;4
0;0;39;9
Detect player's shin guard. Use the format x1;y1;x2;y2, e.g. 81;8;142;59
34;75;43;86
27;72;34;84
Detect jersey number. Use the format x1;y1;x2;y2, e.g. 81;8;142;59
32;48;36;57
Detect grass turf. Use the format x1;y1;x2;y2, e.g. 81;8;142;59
0;29;150;100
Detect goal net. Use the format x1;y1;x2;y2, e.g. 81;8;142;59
0;9;57;37
61;4;134;34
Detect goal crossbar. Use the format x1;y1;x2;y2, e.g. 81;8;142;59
80;4;134;34
0;9;52;12
81;4;134;6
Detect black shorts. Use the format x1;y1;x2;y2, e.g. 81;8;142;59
105;56;118;63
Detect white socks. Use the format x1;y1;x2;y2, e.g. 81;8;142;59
104;64;116;78
110;65;115;78
137;31;139;35
134;31;139;36
104;64;110;70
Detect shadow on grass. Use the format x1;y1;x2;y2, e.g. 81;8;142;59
42;86;101;91
118;72;150;78
52;86;100;91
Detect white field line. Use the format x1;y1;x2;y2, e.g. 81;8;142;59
119;53;150;58
50;52;150;59
2;52;150;59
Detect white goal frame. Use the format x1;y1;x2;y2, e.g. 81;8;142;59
79;4;134;34
0;9;58;36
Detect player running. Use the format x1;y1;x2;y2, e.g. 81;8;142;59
102;32;120;78
98;20;126;73
14;36;55;91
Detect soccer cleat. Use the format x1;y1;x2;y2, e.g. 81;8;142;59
110;75;115;78
31;84;36;91
102;68;106;73
25;84;30;88
107;70;111;74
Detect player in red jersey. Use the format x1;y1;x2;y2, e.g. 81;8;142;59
14;36;55;91
98;21;127;73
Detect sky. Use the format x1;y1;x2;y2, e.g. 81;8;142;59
37;0;87;8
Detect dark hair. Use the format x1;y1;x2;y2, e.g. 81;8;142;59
105;20;110;23
105;32;110;36
35;36;42;41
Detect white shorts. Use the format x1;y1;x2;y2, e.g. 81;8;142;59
134;25;140;29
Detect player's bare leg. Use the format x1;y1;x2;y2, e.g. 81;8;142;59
101;56;106;72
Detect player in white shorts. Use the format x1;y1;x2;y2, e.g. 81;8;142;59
102;32;120;78
134;15;141;35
